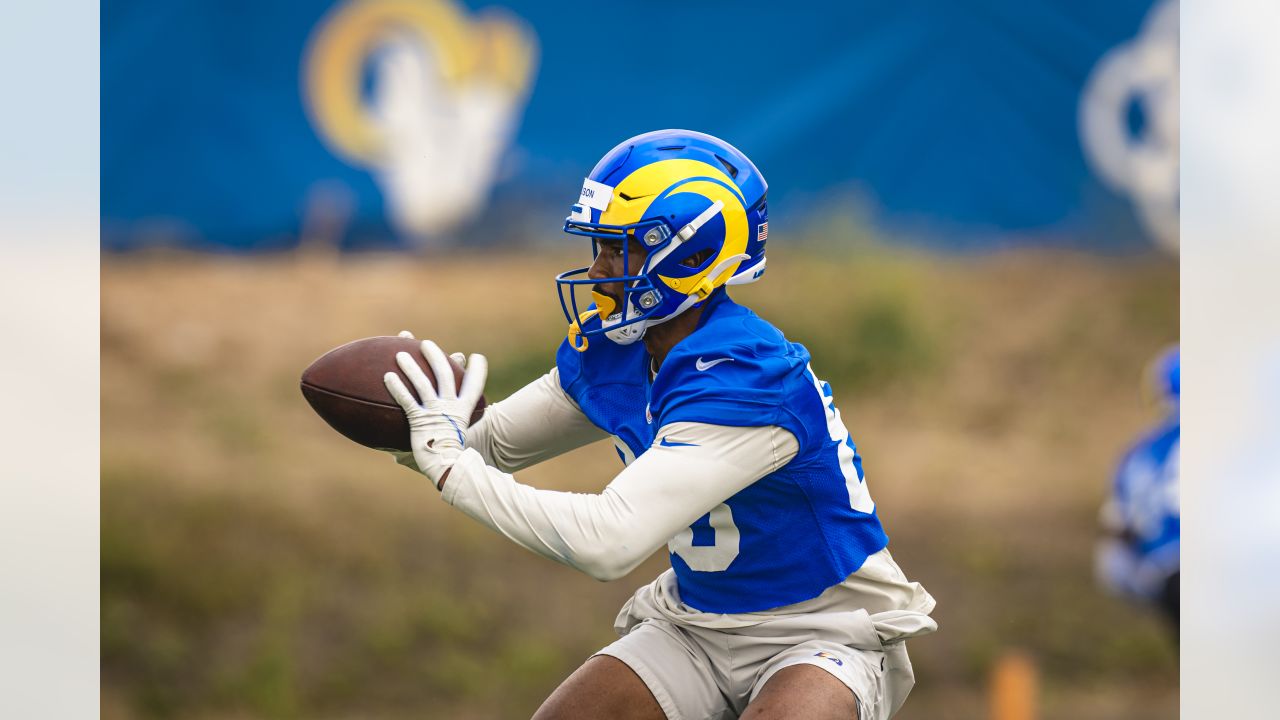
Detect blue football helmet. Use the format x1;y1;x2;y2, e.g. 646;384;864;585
555;129;769;350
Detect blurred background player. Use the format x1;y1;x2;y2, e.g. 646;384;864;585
1096;346;1180;638
385;130;936;719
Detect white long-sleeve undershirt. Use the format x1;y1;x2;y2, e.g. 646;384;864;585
444;370;799;580
464;368;608;472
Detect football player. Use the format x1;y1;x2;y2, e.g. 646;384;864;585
384;130;937;719
1096;346;1180;638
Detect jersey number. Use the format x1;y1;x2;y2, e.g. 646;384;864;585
668;503;740;572
809;364;875;514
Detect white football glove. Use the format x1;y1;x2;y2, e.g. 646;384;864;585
389;331;467;473
383;339;488;489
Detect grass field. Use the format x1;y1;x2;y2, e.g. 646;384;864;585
102;243;1178;719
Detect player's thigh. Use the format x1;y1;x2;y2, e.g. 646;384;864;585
537;619;729;720
741;664;860;720
531;654;666;720
743;641;882;720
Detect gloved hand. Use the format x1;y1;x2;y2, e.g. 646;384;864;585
383;338;488;489
388;331;469;474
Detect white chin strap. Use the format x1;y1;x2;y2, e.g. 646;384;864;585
603;310;647;345
602;304;681;345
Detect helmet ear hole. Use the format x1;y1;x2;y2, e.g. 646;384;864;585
679;248;715;269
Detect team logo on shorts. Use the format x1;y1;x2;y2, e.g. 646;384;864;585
813;651;844;666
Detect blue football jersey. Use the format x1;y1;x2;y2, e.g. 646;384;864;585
1112;418;1180;572
556;291;889;613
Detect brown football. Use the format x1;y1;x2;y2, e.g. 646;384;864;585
300;336;486;452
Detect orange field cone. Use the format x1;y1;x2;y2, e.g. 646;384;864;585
989;649;1039;720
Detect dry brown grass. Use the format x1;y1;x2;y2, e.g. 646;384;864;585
102;244;1177;719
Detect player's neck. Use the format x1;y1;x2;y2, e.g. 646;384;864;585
644;305;706;370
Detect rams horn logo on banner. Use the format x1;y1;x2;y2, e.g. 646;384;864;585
303;0;538;242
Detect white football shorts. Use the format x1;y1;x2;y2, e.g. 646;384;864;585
594;579;924;720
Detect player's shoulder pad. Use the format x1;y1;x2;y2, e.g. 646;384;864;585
652;303;807;428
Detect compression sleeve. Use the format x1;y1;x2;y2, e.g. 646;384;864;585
465;368;609;473
440;421;800;581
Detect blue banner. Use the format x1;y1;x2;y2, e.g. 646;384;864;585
102;0;1178;252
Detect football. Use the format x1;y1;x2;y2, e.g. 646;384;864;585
300;336;486;452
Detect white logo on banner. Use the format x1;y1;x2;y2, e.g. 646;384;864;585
305;0;538;245
1079;0;1179;253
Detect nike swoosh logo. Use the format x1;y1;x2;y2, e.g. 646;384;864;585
658;437;700;448
695;357;734;371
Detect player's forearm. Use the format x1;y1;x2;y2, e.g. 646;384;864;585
440;423;799;581
440;449;647;580
465;368;608;472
